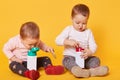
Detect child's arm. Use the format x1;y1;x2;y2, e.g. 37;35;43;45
81;48;93;59
36;40;52;52
55;26;71;46
3;37;22;62
10;56;23;64
56;26;80;47
64;39;79;48
88;30;97;54
81;30;97;59
37;40;56;58
44;46;56;58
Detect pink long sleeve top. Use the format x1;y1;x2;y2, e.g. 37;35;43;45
3;35;48;61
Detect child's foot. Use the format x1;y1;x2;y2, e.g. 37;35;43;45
45;65;64;75
89;66;109;77
24;70;40;80
71;66;89;78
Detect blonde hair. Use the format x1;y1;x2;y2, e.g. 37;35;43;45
20;22;40;39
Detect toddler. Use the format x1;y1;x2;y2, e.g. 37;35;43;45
3;22;64;80
55;4;109;78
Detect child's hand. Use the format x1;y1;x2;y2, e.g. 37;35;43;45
10;56;23;64
64;39;79;48
81;48;93;59
45;46;56;58
80;53;89;59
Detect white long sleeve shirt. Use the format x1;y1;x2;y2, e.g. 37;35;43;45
55;25;97;56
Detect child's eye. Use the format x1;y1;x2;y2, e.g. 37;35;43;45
28;44;33;46
76;22;80;24
83;23;87;25
82;23;85;25
34;43;37;47
28;42;37;46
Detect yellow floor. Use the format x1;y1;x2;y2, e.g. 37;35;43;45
0;49;120;80
1;0;120;80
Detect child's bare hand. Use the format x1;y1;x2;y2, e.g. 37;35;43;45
46;46;56;58
10;56;23;64
81;48;93;59
64;39;79;48
81;53;89;59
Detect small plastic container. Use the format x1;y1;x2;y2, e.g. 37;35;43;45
75;47;84;68
27;47;39;70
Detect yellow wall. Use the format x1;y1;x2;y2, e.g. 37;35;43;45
0;0;120;80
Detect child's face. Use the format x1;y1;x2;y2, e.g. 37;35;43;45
21;37;39;49
72;14;88;32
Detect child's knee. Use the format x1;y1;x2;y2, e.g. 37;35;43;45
62;56;77;71
62;56;74;66
9;61;19;70
85;56;100;69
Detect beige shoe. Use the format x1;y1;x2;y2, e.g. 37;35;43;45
89;66;109;77
71;66;89;78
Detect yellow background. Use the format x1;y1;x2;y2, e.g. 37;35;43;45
0;0;120;80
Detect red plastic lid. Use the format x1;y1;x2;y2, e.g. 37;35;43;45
76;47;84;52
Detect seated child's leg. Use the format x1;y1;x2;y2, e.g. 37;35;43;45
9;61;40;80
37;56;52;69
63;56;89;77
71;66;89;77
9;61;28;76
89;66;109;77
85;56;109;76
37;56;64;75
85;56;100;69
62;56;78;71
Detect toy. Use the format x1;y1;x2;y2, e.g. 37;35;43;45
75;47;84;68
27;47;39;70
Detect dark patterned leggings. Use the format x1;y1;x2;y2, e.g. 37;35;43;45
9;56;52;76
63;56;100;71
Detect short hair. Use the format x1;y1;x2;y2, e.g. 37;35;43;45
20;22;40;39
71;4;90;18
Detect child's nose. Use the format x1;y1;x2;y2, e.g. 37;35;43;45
79;24;83;28
31;45;35;48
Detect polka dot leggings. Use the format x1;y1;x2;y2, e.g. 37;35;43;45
9;56;52;76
